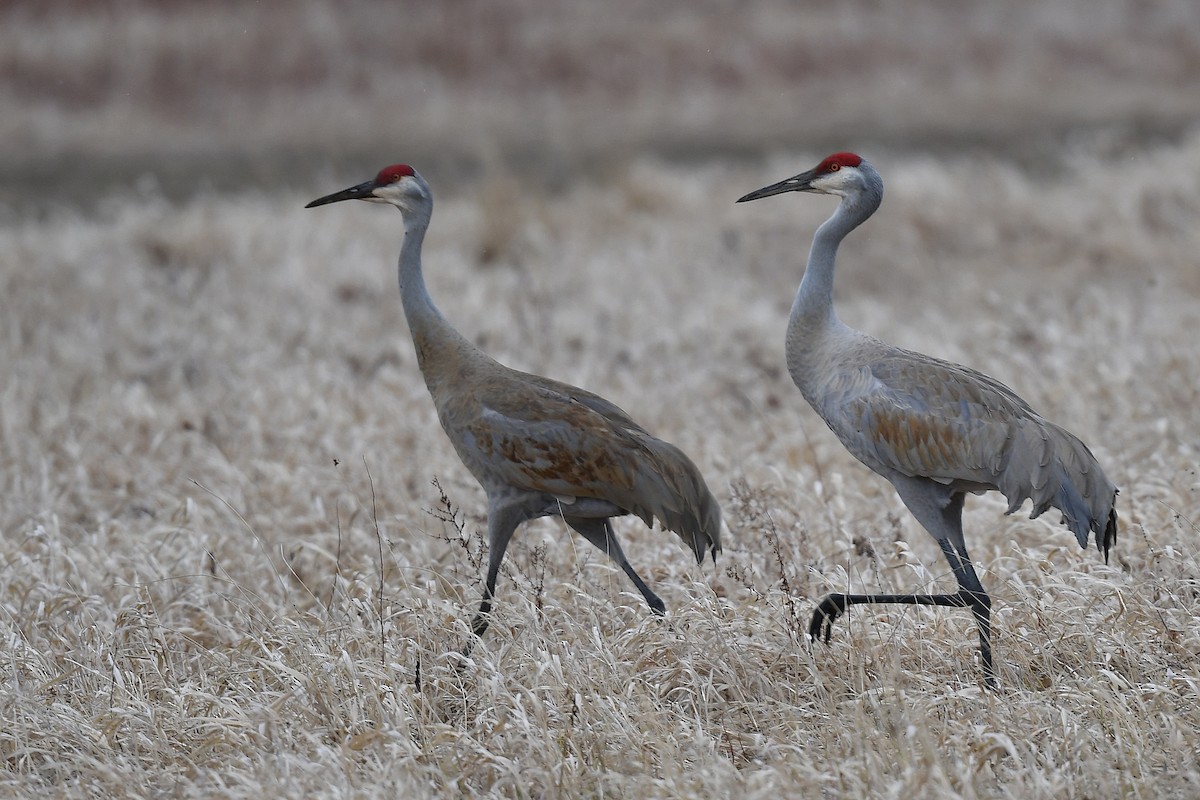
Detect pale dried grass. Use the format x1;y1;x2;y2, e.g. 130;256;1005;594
3;128;1199;796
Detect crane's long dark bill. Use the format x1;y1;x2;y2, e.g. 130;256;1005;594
736;169;817;203
305;179;377;208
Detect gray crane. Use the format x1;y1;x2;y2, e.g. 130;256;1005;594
307;165;721;650
737;152;1117;687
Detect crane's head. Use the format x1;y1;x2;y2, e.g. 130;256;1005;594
306;164;431;214
736;152;872;203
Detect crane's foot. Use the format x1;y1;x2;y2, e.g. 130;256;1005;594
456;605;492;664
647;595;667;617
808;593;849;644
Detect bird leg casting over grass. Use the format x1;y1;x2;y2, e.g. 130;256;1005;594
307;165;721;654
737;153;1118;687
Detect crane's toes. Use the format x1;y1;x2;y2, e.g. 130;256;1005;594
449;643;476;675
808;594;848;644
457;633;479;660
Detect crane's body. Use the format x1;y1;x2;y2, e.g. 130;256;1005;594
307;165;721;649
738;153;1117;686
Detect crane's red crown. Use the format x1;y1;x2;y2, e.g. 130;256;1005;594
375;164;415;185
816;152;862;174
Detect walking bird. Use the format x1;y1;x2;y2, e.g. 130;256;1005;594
736;153;1117;686
307;165;721;650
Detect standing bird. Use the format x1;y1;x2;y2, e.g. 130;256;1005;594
736;153;1117;686
307;165;721;650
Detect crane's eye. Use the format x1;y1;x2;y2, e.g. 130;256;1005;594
829;164;840;172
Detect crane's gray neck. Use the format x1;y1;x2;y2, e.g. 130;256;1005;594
789;174;883;338
397;206;436;319
396;205;475;379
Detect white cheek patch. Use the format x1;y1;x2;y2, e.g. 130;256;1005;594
815;171;853;196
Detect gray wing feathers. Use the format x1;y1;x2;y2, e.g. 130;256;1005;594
624;431;723;564
525;373;722;562
463;373;722;564
517;371;644;428
1000;419;1118;562
839;350;1117;560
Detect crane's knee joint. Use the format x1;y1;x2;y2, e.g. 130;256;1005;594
959;588;990;613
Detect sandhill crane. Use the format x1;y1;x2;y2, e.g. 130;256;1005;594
307;165;721;651
736;152;1117;687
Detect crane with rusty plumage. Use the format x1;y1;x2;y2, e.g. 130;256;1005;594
308;165;721;652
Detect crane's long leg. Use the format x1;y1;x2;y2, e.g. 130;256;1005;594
809;490;997;687
937;537;993;685
464;499;527;653
565;516;667;615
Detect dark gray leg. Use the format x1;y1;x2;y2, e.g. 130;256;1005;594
464;499;528;653
938;537;994;687
565;516;666;615
809;488;997;688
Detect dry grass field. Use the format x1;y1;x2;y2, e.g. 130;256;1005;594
3;2;1200;797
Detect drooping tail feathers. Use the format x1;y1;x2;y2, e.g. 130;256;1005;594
1000;418;1118;562
625;433;723;564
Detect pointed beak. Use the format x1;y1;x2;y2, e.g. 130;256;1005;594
305;178;378;208
736;168;818;203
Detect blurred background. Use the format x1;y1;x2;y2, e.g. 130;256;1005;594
4;0;1199;213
